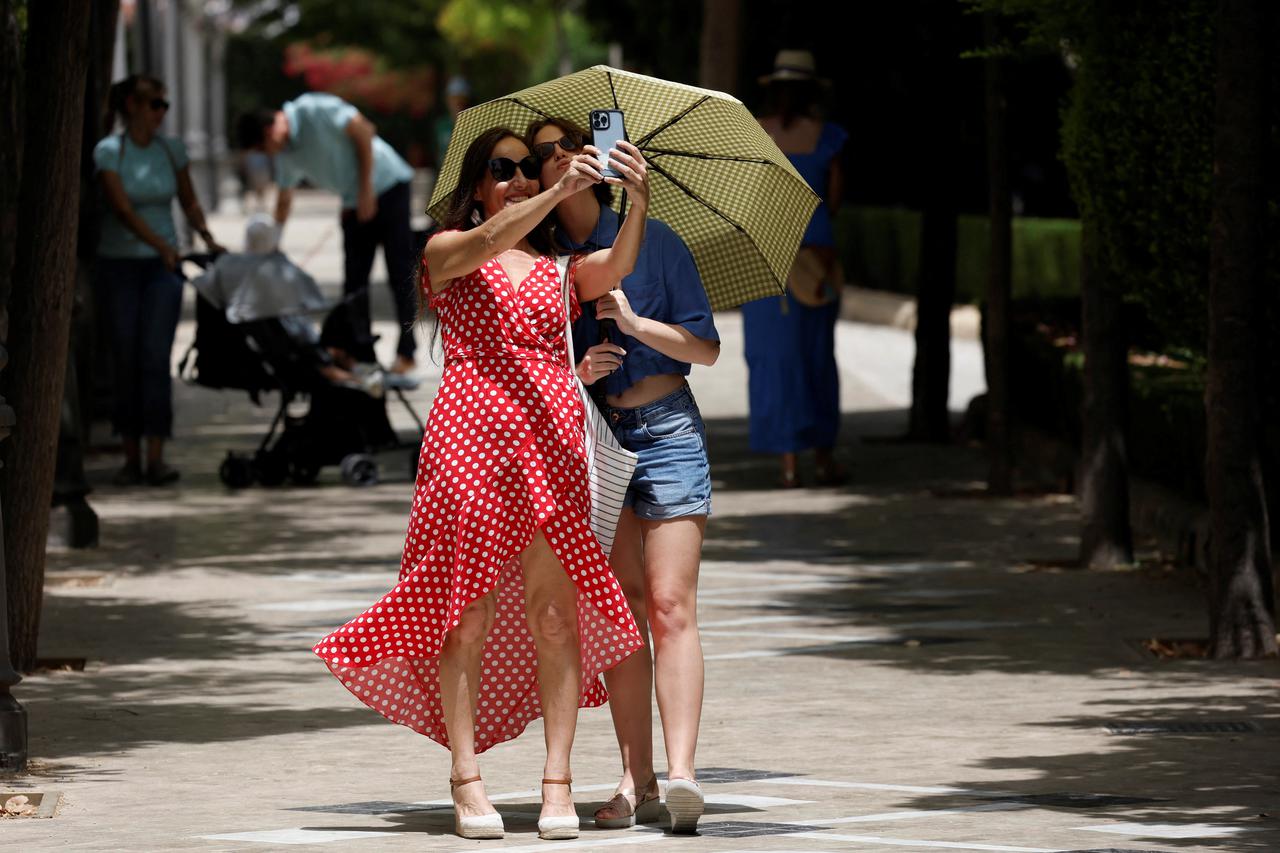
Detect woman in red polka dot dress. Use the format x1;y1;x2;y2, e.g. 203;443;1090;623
314;127;652;841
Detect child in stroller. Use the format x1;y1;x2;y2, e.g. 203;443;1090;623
184;216;423;487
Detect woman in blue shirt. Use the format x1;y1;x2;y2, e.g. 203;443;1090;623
94;74;224;486
530;118;720;835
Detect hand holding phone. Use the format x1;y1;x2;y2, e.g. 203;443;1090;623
589;109;628;179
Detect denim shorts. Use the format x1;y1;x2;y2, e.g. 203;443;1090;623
606;383;712;520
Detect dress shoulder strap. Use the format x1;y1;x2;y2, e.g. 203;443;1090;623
556;254;575;371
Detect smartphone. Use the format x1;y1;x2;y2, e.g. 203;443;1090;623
589;109;628;179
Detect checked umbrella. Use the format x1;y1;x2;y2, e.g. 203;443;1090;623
428;65;820;310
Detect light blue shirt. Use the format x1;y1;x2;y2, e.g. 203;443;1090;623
93;134;189;259
276;93;413;208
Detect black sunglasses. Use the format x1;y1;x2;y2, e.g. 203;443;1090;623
149;98;170;111
531;135;582;160
488;155;540;182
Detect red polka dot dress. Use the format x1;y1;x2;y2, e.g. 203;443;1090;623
314;234;644;753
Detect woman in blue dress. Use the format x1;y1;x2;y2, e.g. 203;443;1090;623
742;50;849;488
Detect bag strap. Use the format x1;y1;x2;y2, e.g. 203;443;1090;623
557;254;576;373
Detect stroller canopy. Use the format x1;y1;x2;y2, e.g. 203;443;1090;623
193;252;329;324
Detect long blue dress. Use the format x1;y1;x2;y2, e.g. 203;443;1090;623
742;120;849;453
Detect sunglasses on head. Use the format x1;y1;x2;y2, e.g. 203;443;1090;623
531;135;582;160
149;98;170;111
488;155;541;182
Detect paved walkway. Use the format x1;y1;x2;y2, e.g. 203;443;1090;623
4;194;1277;852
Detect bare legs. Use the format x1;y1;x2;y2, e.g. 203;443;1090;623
117;436;168;480
520;529;582;822
601;509;706;810
779;447;846;487
437;529;581;824
599;511;656;812
779;451;800;488
440;592;498;817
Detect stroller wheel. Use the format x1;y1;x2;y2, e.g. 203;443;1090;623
288;458;321;486
219;453;255;489
254;449;289;487
340;453;379;487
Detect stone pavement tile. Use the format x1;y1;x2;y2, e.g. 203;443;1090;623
10;199;1278;851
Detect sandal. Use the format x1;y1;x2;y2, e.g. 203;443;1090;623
145;461;181;487
814;462;848;487
594;775;661;829
450;775;504;840
665;777;704;834
112;462;143;487
538;777;579;840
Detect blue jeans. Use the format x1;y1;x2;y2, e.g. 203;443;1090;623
605;383;712;520
95;257;183;438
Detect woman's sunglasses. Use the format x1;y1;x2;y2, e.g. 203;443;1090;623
532;135;582;160
149;98;170;111
488;155;541;182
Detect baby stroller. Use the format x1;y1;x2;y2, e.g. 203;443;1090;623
180;242;424;488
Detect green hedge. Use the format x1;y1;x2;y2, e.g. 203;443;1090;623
1008;317;1209;500
835;205;1082;303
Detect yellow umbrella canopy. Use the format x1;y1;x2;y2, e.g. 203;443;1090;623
428;65;820;310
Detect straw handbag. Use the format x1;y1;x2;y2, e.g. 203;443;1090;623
556;255;637;556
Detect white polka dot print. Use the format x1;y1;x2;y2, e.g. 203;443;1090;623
314;234;644;753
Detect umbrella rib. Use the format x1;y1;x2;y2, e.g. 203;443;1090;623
636;96;711;147
502;97;553;121
607;70;620;110
645;148;776;165
645;159;745;234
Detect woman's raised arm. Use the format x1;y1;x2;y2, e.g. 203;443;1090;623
425;151;605;292
575;141;649;301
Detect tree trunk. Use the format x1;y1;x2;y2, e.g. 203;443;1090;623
1205;0;1277;658
0;0;25;743
983;12;1013;494
909;17;958;443
698;0;741;95
1077;218;1134;568
0;0;20;330
0;1;92;671
911;210;957;441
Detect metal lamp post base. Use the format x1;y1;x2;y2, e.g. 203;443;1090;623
0;691;27;773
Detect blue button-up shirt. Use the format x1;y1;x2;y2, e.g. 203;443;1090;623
564;206;719;397
276;94;413;208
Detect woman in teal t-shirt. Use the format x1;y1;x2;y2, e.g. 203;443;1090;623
94;74;224;487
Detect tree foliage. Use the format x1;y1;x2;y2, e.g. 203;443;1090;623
233;0;610;108
1059;1;1215;354
976;0;1217;355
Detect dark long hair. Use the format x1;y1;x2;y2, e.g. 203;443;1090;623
105;74;164;136
416;128;556;324
761;80;821;130
525;117;614;209
436;127;555;251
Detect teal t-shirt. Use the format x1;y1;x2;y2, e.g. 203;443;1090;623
93;133;189;259
276;93;413;208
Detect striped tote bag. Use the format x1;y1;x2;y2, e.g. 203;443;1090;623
557;255;637;556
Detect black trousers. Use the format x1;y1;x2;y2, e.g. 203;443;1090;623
340;180;416;360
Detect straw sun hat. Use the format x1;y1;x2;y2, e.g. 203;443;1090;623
758;49;830;86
